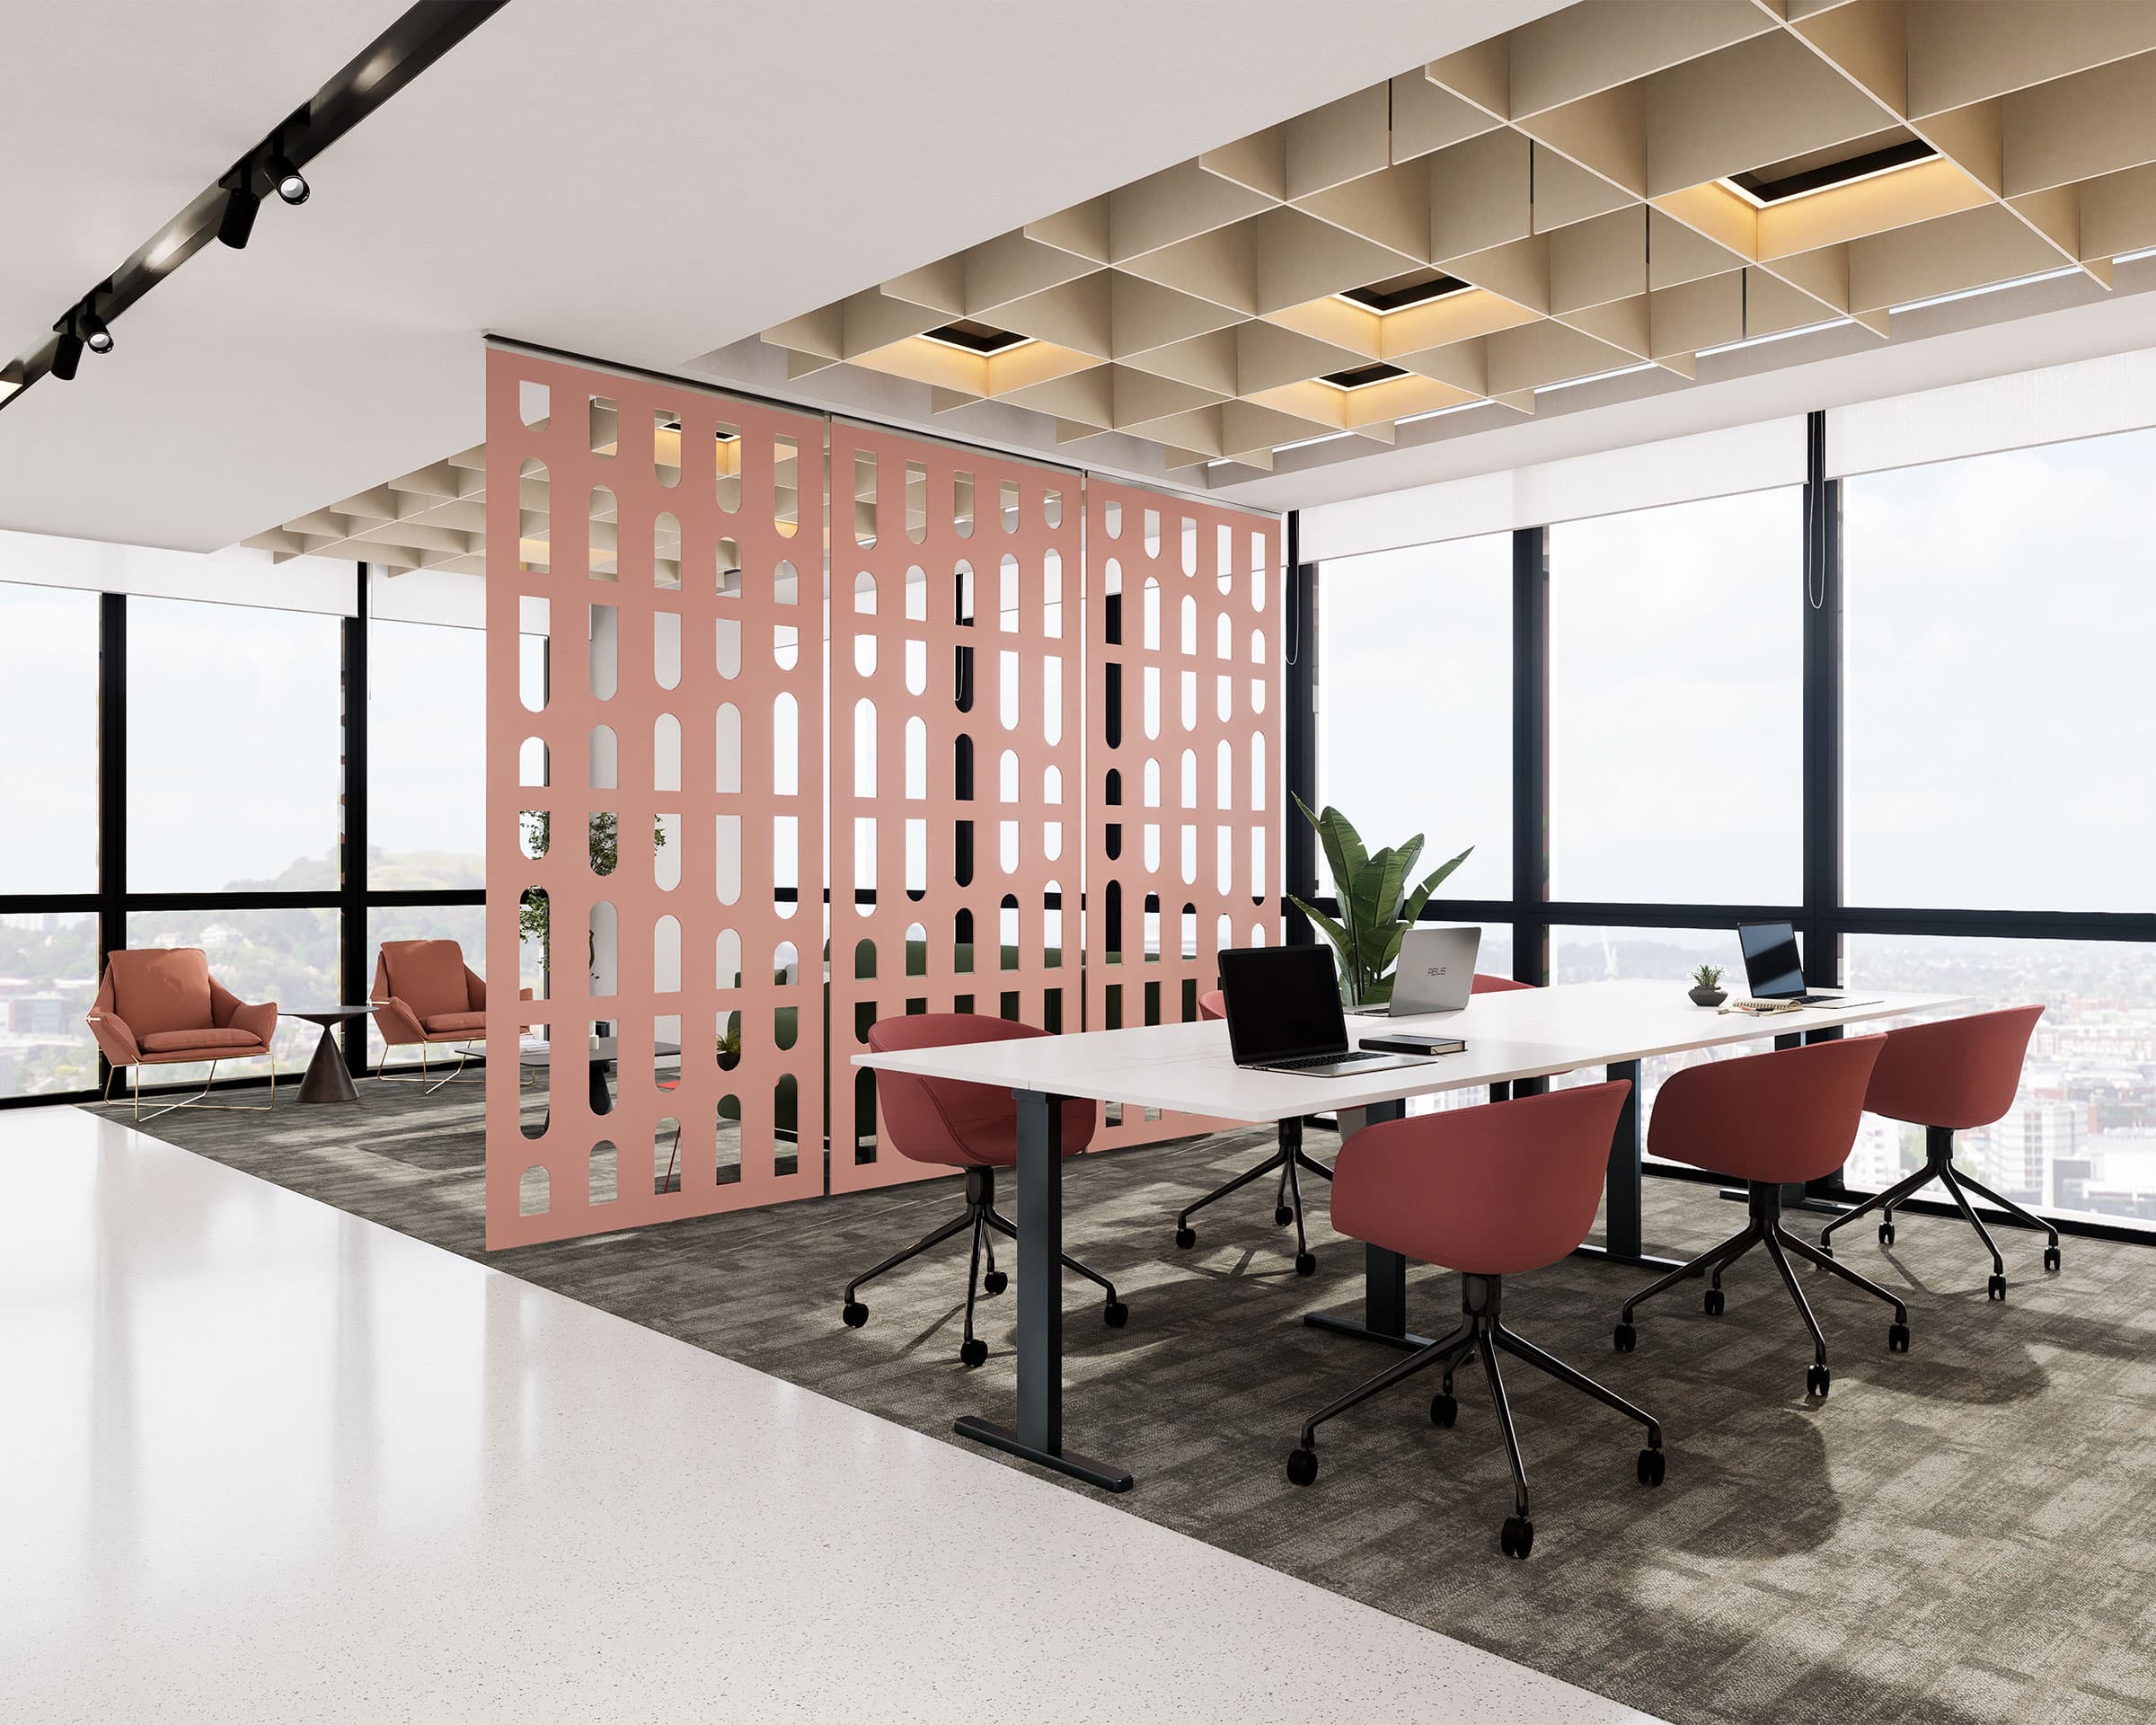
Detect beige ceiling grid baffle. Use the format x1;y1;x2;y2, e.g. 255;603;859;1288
755;0;2156;481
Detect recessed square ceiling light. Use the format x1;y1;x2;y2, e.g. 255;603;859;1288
1336;269;1471;314
920;318;1033;356
656;413;737;442
1319;361;1409;390
1722;132;1937;208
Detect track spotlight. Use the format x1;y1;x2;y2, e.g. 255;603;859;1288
266;149;309;206
216;169;260;249
50;320;83;382
80;305;112;355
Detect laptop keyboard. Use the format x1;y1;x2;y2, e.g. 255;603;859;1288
1267;1049;1388;1070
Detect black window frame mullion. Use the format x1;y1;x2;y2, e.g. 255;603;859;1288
1510;524;1549;987
342;565;370;1074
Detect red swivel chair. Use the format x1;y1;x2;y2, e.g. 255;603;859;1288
1174;988;1337;1275
1615;1037;1902;1399
1179;972;1537;1271
842;1014;1127;1367
1285;1081;1665;1561
1818;1006;2054;1299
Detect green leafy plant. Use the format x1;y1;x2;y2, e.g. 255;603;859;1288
1286;795;1472;1008
1692;963;1723;990
517;813;667;978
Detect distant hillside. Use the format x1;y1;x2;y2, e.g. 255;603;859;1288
224;848;482;893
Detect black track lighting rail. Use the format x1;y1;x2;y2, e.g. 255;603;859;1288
1;0;508;411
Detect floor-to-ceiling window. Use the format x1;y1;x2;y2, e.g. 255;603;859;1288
1549;489;1803;907
1303;404;2156;1237
0;559;493;1104
1841;426;2156;1229
0;585;102;1097
1315;530;1511;950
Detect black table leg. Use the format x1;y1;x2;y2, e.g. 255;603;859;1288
296;1020;358;1105
1303;1099;1441;1352
954;1088;1132;1492
588;1057;613;1115
1570;1058;1683;1271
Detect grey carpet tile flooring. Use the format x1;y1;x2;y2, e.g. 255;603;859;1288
127;1081;2156;1725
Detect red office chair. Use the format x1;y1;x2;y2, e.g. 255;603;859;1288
842;1014;1127;1367
1181;972;1536;1270
1286;1081;1663;1560
1615;1037;1900;1399
1818;1006;2054;1298
1175;988;1337;1275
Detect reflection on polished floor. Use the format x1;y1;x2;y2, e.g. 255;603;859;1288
0;1105;1657;1725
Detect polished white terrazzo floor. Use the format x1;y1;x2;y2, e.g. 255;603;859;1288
0;1107;1663;1724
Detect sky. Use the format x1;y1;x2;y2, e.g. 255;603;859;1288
1320;427;2156;915
0;585;485;897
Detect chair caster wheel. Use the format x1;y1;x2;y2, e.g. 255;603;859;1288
1294;1251;1317;1278
1500;1516;1534;1559
841;1300;869;1329
959;1338;988;1368
1173;1225;1197;1250
1888;1321;1910;1353
1878;1222;1895;1247
983;1269;1008;1296
1103;1300;1129;1329
1637;1446;1666;1488
1807;1363;1831;1398
1703;1287;1725;1316
2044;1246;2061;1273
1988;1274;2007;1301
1430;1393;1457;1429
1274;1204;1294;1227
1613;1322;1637;1353
1286;1446;1318;1487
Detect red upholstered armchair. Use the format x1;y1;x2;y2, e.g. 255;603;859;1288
370;939;526;1094
89;948;279;1121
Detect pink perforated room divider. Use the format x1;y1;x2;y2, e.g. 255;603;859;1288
1083;481;1283;1151
484;348;826;1247
826;423;1082;1192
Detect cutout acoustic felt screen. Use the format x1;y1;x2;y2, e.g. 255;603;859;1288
484;349;826;1247
1084;481;1283;1150
826;424;1081;1192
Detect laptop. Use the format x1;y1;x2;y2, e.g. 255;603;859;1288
1217;946;1440;1078
1736;921;1857;1008
1365;926;1480;1016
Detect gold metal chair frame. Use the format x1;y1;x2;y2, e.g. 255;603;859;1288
368;1038;485;1095
102;1055;278;1123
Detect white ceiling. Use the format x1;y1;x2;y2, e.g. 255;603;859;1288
0;0;1564;553
0;0;410;357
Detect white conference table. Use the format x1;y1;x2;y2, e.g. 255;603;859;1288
857;978;1966;1494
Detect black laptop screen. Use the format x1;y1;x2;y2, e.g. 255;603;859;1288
1738;922;1806;999
1218;946;1348;1065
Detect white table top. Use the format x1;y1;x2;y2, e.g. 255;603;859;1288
854;980;1969;1121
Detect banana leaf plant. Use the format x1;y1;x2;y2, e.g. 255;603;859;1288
1286;795;1472;1008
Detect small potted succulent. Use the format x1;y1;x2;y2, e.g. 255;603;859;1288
1688;963;1727;1008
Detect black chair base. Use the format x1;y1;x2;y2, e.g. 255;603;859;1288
1286;1271;1664;1559
1819;1124;2062;1297
842;1165;1126;1366
1175;1117;1331;1275
1618;1182;1910;1398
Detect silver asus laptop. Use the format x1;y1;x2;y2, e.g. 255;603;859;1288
1366;926;1480;1017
